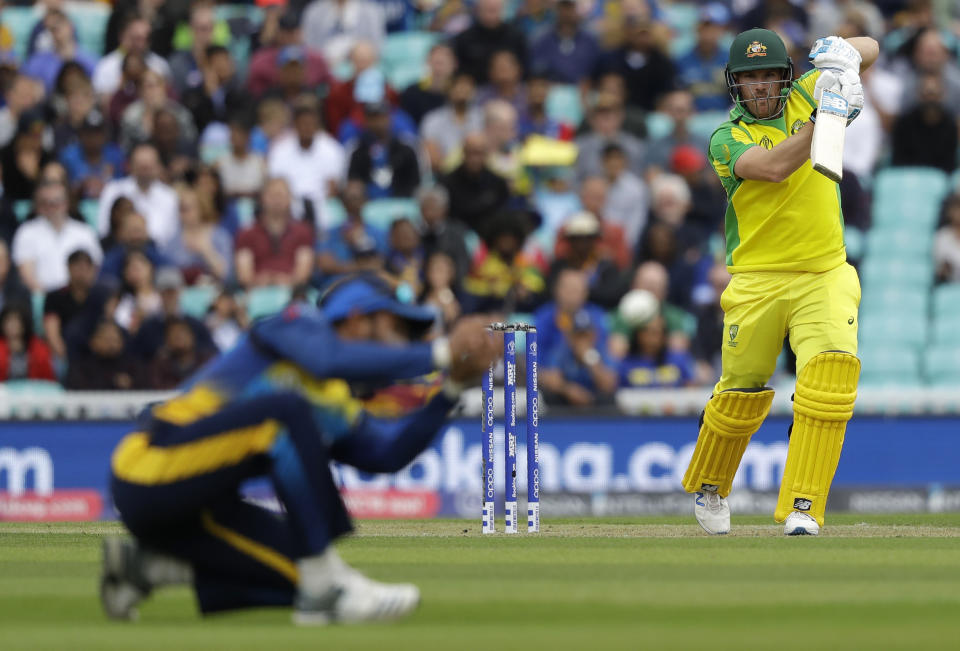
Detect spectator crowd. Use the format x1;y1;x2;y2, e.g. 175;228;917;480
1;0;960;405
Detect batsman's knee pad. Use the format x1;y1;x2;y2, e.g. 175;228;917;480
775;352;860;526
682;388;775;498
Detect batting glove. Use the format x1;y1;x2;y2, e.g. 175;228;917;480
809;36;862;77
814;68;863;125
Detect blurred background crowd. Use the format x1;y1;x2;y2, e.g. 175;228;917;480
1;0;960;405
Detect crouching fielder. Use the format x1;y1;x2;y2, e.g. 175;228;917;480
680;29;878;536
101;275;499;623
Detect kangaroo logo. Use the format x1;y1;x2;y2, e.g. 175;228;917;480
746;41;768;58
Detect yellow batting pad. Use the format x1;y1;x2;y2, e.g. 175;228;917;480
682;388;775;497
775;352;860;526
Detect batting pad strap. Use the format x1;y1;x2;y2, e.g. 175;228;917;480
703;389;776;437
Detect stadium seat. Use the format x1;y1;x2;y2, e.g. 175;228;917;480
859;287;929;317
663;2;697;56
381;31;439;88
362;198;419;230
13;200;32;223
923;344;960;385
843;225;865;260
325;197;347;229
179;285;218;320
930;313;960;344
871;167;949;229
645;113;673;140
858;310;927;349
1;379;64;395
0;6;37;60
859;258;934;289
234;198;256;229
688;111;727;143
385;63;426;91
865;227;932;260
545;84;584;127
246;285;291;320
932;284;960;319
857;346;921;386
78;199;99;230
67;3;110;56
31;291;44;336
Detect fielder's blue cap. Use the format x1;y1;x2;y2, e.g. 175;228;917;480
319;275;435;334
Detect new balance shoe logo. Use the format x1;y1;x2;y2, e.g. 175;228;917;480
793;498;813;511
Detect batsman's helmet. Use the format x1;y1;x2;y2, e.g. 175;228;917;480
725;28;794;119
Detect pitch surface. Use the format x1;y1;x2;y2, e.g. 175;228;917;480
2;515;959;650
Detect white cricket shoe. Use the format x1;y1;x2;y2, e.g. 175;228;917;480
100;537;151;621
784;511;819;536
694;485;730;535
293;566;420;625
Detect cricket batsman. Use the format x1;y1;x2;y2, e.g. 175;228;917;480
680;29;878;536
100;274;499;624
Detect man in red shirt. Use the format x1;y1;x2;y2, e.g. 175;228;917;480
247;11;331;99
234;178;315;288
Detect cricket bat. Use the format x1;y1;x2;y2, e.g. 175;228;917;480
810;87;848;183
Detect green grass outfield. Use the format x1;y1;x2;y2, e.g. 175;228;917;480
2;514;960;650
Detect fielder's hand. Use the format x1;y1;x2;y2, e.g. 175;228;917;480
447;315;501;383
809;36;862;76
814;68;864;124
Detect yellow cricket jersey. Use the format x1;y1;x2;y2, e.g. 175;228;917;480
709;69;846;273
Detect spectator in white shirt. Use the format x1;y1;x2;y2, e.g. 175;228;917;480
92;14;171;100
97;144;179;247
302;0;385;68
12;181;102;293
267;95;345;228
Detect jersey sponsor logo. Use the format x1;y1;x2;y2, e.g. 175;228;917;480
727;324;739;347
746;41;768;58
790;119;805;135
793;497;813;512
758;135;774;150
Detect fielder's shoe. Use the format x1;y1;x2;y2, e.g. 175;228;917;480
784;511;819;536
293;566;420;626
694;485;730;535
100;537;152;621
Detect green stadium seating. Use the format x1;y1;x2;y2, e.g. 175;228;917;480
545;84;584;127
179;285;218;320
325;197;348;229
78;199;99;231
857;346;921;386
362;198;419;230
859;258;934;289
645;113;673;140
859;287;929;317
865;227;932;260
858;310;927;349
923;344;960;385
1;379;64;395
67;4;109;56
930;313;959;344
386;63;426;92
246;285;291;320
31;291;44;336
381;31;439;88
932;284;960;319
843;225;864;260
871;167;949;229
0;7;35;60
13;200;32;223
688;111;727;143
